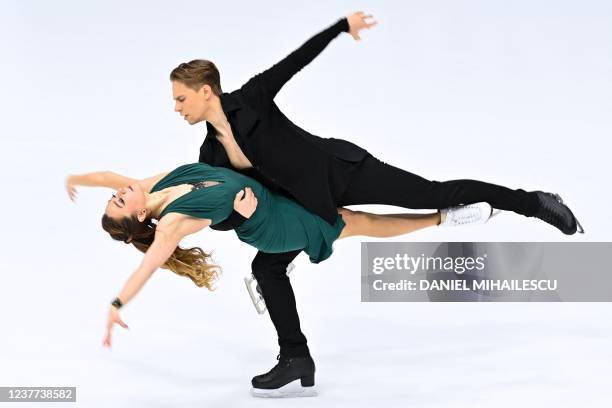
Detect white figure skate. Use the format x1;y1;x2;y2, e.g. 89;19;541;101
439;202;500;227
244;263;295;315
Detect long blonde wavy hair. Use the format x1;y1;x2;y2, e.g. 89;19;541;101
101;214;221;290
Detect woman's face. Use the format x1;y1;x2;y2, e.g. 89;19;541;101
104;183;147;220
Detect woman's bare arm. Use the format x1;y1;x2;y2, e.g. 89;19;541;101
103;214;210;348
137;172;170;193
66;170;169;200
114;213;211;306
68;171;138;189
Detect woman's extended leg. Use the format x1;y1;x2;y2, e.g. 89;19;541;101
337;208;441;239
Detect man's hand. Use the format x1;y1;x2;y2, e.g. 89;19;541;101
347;11;378;41
234;187;258;219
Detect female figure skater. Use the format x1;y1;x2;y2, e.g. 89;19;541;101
65;162;493;348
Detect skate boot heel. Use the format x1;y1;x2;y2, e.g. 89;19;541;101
300;374;315;387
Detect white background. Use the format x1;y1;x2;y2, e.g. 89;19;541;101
1;0;611;407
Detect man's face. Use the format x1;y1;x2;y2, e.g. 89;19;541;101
172;80;209;125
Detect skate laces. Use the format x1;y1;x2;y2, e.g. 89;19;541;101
542;193;584;234
269;354;291;373
539;193;560;219
534;191;584;234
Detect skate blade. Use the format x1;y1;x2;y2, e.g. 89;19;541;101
575;217;585;234
489;209;502;219
243;276;267;314
250;380;318;398
286;262;295;276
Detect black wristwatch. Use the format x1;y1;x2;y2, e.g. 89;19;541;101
111;297;123;309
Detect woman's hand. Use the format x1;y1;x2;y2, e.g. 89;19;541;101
103;306;129;348
65;175;78;202
347;11;378;41
234;187;258;219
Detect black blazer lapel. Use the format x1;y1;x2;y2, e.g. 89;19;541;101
221;92;260;138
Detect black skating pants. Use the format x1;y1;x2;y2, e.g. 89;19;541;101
252;154;540;357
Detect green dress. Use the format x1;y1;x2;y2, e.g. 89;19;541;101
150;163;345;264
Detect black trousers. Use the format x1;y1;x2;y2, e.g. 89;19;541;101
252;154;540;357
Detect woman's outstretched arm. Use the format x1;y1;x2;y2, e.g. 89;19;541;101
113;215;192;305
103;214;211;348
66;170;168;200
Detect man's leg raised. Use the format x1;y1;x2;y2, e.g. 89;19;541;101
338;155;582;234
339;155;540;216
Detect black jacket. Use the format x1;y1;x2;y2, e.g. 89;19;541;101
199;17;369;227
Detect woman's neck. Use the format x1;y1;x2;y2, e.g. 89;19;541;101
145;190;171;219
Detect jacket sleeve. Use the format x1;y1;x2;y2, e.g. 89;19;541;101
199;136;218;165
209;210;248;231
240;17;349;104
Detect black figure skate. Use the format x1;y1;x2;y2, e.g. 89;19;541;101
250;353;317;398
533;191;585;235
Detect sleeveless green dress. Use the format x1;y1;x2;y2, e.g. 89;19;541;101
150;163;345;264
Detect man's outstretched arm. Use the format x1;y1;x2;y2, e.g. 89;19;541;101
242;11;377;103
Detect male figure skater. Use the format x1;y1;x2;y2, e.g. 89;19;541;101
169;11;583;396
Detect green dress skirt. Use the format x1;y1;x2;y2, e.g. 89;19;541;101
150;163;345;263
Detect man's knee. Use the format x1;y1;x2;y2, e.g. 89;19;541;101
251;256;269;280
251;253;291;279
